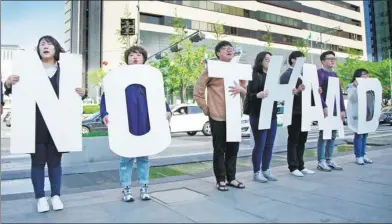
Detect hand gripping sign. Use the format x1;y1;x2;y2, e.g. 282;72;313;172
103;64;171;158
347;78;382;134
258;56;305;130
207;60;252;142
11;51;83;154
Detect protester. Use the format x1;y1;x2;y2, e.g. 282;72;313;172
280;51;315;177
193;41;247;191
4;35;87;213
245;51;278;183
100;45;172;202
345;68;374;165
317;51;345;171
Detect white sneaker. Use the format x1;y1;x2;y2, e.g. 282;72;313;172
291;169;304;177
363;156;373;164
356;157;365;165
301;168;315;175
37;197;50;213
51;195;64;211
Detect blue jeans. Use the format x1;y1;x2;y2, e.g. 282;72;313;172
353;133;368;158
31;142;62;199
250;115;277;173
317;130;337;162
119;156;150;188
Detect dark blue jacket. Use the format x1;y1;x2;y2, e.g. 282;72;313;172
100;84;171;136
1;81;4;106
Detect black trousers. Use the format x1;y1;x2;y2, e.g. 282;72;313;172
209;117;239;183
287;114;308;172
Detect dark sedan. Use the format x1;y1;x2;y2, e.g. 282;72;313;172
379;107;392;125
82;112;107;134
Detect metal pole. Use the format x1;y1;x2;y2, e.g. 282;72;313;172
137;0;141;45
310;39;313;64
126;36;130;49
389;48;392;101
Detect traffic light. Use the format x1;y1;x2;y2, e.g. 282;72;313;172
170;44;182;52
120;18;135;36
155;53;163;60
189;31;205;43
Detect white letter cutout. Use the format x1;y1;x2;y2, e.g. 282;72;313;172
301;64;325;132
258;56;305;130
103;64;171;157
207;60;252;142
320;77;344;139
11;51;83;154
347;78;382;134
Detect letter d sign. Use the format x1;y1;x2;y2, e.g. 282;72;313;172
103;64;171;158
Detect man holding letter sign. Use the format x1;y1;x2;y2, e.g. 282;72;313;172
346;69;382;165
194;41;250;191
100;46;172;202
316;51;345;171
4;36;86;213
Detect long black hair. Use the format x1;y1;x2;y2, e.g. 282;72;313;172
253;51;272;74
36;35;65;61
351;68;368;83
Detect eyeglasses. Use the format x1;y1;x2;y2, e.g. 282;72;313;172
325;57;336;61
220;47;233;52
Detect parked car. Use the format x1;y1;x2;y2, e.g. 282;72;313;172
379;107;392;125
170;104;211;136
82;112;107;134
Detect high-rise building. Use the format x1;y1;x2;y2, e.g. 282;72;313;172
67;0;367;99
364;0;392;61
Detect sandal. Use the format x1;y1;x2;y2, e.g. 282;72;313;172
227;180;245;189
216;183;229;191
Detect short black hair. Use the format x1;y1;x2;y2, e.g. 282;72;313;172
253;51;272;74
215;41;233;58
124;45;148;64
288;51;304;66
36;35;65;61
351;68;369;83
320;50;335;61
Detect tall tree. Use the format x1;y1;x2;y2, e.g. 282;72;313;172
261;25;273;53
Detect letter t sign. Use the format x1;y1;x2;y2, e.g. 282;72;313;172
207;60;252;142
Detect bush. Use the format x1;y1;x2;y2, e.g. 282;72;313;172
83;104;100;114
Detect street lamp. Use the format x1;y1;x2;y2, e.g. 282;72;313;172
319;26;342;53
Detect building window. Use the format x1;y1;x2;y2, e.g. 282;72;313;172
214;3;221;12
191;20;200;30
199;1;207;10
207;2;215;11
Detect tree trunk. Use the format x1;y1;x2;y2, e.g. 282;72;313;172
179;86;185;103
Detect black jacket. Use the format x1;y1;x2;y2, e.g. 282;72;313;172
4;64;87;144
279;68;315;115
247;71;278;119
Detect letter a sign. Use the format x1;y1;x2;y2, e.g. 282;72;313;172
11;51;83;154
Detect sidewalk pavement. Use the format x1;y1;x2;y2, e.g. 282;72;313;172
2;147;392;223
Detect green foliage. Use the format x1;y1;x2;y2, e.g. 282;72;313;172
83;131;108;138
87;67;107;87
293;39;309;58
83;105;100;114
150;14;211;103
336;56;391;103
261;25;273;53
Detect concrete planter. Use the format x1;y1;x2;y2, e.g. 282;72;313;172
62;136;119;166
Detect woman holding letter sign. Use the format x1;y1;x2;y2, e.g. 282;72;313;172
194;41;247;191
245;51;278;183
345;69;374;165
100;46;172;202
4;35;87;213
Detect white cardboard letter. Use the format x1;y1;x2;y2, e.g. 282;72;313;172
320;77;344;139
207;60;252;142
258;56;305;129
301;63;325;132
353;78;382;134
103;64;171;157
11;51;83;154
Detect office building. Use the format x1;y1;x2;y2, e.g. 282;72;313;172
66;0;367;100
364;0;392;61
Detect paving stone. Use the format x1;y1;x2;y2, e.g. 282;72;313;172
151;188;207;204
311;185;392;208
101;200;193;223
167;199;269;223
